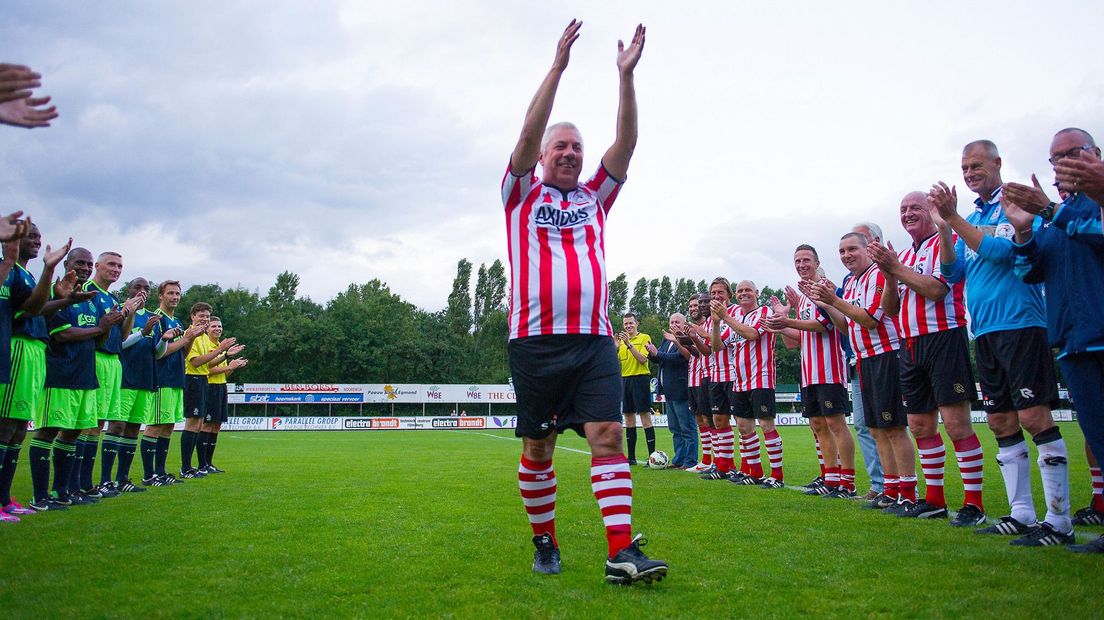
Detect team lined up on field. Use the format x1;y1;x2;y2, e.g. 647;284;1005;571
0;226;248;519
619;134;1104;552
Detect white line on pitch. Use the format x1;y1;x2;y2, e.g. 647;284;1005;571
470;432;591;455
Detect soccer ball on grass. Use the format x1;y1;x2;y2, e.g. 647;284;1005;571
647;451;670;469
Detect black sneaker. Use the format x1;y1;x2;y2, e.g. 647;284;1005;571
735;474;762;486
883;499;914;516
1072;505;1103;526
949;504;986;527
160;473;180;485
1069;533;1104;554
759;477;785;489
699;467;726;480
29;497;68;512
863;493;894;509
190;467;207;479
804;484;832;496
825;488;858;499
141;476;163;487
900;500;948;519
96;483;121;498
118;479;148;493
205;465;226;474
1011;522;1075;547
605;534;667;585
975;515;1032;536
82;487;104;500
531;533;561;575
179;469;196;480
69;492;97;506
803;476;825;489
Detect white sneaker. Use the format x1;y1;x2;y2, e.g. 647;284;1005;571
690;462;711;472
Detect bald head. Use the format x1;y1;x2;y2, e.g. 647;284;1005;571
900;191;936;241
65;247;95;283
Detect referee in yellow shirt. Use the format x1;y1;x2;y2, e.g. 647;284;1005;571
181;303;236;478
197;317;246;473
617;312;655;465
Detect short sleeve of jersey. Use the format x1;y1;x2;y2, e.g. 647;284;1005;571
582;164;624;213
10;266;33;317
749;307;768;335
187;334;214;371
48;303;75;335
502;162;538;210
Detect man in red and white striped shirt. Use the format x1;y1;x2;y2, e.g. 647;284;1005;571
870;191;985;526
764;245;856;496
716;281;783;487
503;20;665;585
803;232;918;514
684;293;714;472
692;278;742;481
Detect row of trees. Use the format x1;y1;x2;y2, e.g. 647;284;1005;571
147;261;801;386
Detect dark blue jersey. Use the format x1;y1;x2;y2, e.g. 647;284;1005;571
0;269;13;384
121;308;157;391
44;298;100;390
83;280;123;354
10;263;47;341
153;309;186;389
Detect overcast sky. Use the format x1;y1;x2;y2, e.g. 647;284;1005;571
3;1;1102;310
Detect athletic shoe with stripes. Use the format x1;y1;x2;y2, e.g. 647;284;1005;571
1010;522;1075;547
29;497;68;511
804;484;832;496
118;479;148;493
699;467;726;481
605;534;667;585
825;488;858;499
975;516;1032;536
759;477;785;489
803;476;825;489
1072;506;1103;526
900;500;948;519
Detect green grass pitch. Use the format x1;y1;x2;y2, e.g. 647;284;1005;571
2;423;1100;618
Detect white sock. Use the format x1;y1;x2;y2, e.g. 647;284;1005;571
1035;429;1071;533
996;435;1036;526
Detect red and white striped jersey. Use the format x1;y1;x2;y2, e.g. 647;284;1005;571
732;305;776;391
687;324;711;388
843;263;900;359
895;232;967;338
502;163;623;340
796;291;846;387
703;304;740;383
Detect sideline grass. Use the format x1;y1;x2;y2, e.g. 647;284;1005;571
1;423;1100;618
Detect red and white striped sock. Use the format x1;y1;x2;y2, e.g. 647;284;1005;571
814;434;826;478
885;474;900;500
840;468;856;492
743;432;764;478
915;434;947;507
900;475;918;502
519;456;556;543
763;429;783;482
714;429;735;472
591;455;632;557
825;466;840;489
1091;467;1104;511
699;426;713;466
953;434;985;510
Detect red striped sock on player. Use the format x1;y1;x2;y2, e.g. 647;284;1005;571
825;466;840;489
953;434;984;510
915;434;946;507
591;455;633;557
763;429;783;482
714;429;735;472
519;456;557;544
743;432;764;478
840;468;856;492
900;475;918;502
814;434;826;478
1091;467;1104;511
885;474;900;501
700;426;713;466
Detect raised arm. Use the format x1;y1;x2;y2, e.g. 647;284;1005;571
600;24;645;181
509;20;582;176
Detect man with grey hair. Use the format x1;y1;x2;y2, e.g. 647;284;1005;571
930;139;1072;546
502;19;666;583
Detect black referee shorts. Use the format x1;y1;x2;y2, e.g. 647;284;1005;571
183;375;208;419
508;334;622;440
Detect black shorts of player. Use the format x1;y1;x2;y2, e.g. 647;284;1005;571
509;334;622;440
183;375;209;419
801;383;849;418
976;327;1059;414
708;380;735;417
858;350;906;428
898;326;977;415
733;388;776;419
204;382;228;424
622;374;651;413
689;381;713;420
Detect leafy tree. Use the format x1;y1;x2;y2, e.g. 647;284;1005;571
446;259;473;335
628;277;648;316
608;273;628;317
